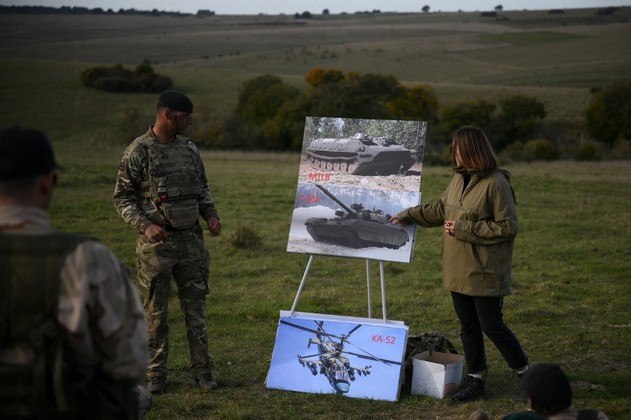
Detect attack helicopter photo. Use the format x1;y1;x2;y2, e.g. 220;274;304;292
266;313;408;401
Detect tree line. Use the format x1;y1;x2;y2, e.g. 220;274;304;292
188;67;629;162
0;5;213;17
102;64;629;162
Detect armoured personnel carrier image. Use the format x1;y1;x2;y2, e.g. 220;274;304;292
306;132;416;176
305;184;409;249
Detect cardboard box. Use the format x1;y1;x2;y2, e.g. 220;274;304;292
411;351;464;399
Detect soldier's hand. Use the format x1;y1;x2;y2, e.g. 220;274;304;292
145;224;169;243
207;217;221;237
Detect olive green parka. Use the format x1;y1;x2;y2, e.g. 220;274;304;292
397;168;518;297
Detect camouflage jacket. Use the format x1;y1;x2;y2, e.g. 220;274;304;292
112;127;219;233
0;204;148;382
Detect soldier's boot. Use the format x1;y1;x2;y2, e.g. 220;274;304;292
195;373;218;391
146;376;167;395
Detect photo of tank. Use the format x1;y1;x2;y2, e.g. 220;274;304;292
287;182;419;263
289;116;425;262
306;132;417;176
305;184;408;249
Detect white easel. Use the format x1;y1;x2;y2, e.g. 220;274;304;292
289;255;389;322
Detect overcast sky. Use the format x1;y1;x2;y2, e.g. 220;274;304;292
1;0;630;15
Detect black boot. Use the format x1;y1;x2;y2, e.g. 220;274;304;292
451;375;486;402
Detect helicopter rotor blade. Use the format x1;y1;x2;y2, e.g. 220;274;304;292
299;352;329;359
344;324;362;339
343;346;402;366
280;320;339;338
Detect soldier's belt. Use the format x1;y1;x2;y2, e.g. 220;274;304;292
164;221;199;232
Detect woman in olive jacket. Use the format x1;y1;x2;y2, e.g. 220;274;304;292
391;126;529;402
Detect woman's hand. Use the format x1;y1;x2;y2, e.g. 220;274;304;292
444;220;455;236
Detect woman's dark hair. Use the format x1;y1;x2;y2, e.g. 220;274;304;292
451;126;500;172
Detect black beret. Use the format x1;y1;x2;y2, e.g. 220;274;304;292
157;90;193;113
524;364;572;411
0;127;57;180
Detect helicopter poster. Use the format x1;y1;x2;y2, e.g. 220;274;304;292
287;117;426;263
266;311;409;401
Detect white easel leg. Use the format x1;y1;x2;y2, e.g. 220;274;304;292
366;259;373;319
379;260;387;323
290;254;314;316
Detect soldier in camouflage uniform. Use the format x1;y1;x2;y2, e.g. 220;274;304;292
0;128;150;418
112;90;222;395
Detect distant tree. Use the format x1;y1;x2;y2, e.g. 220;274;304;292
228;74;300;149
81;60;172;93
584;79;631;146
322;8;330;15
304;67;344;87
422;5;430;13
225;69;438;151
440;99;496;133
386;84;438;122
495;5;503;12
494;94;546;150
300;11;312;19
196;9;215;17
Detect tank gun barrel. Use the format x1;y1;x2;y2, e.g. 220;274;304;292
315;184;357;217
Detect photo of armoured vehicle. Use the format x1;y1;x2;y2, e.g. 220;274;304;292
305;184;409;249
306;132;416;176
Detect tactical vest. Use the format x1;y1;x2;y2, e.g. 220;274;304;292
0;233;88;418
140;137;202;230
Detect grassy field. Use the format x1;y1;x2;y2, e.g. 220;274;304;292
49;142;631;419
1;7;630;419
1;7;630;141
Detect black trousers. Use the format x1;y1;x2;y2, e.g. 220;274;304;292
451;291;528;374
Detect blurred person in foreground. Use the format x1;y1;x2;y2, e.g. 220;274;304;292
0;127;150;418
113;90;221;395
391;126;529;402
503;363;608;420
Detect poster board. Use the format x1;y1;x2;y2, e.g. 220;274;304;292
287;117;426;263
266;311;409;401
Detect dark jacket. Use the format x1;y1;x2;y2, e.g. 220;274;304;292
397;168;518;296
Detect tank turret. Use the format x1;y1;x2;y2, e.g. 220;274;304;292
305;184;409;249
306;132;416;175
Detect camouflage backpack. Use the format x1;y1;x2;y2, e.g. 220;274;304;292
0;233;87;418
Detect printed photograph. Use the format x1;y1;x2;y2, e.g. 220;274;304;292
287;183;419;263
289;116;426;262
298;117;427;192
266;312;408;401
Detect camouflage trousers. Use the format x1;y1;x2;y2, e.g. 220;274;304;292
136;224;214;382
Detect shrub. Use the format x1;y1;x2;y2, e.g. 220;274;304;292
499;141;524;163
93;75;136;92
611;139;631;160
522;138;560;162
229;224;263;249
494;94;547;150
439;99;495;133
81;60;172;93
575;141;602;161
584;79;631;147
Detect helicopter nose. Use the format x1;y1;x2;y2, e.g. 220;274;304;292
335;381;350;393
